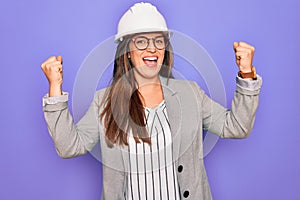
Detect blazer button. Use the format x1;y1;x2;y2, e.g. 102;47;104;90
178;165;183;173
183;190;189;198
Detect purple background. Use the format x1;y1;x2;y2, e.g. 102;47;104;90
1;0;299;199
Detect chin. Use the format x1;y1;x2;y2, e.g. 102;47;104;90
134;65;162;81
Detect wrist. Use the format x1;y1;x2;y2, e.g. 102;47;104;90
49;84;62;97
238;66;257;80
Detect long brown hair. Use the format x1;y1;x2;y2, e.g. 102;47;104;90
100;33;174;147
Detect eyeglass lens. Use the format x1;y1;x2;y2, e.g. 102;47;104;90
133;36;167;50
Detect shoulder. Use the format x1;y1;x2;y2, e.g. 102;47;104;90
163;77;207;100
164;77;202;92
95;87;108;96
167;77;195;86
93;87;110;105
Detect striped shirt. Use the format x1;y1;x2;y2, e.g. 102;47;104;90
126;100;180;200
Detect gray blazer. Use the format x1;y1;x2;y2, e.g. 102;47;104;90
43;76;262;200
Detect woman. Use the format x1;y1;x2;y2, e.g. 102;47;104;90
41;2;262;200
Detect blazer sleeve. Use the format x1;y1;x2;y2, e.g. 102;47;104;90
200;75;262;138
42;90;103;158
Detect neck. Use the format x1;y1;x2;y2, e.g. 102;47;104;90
134;75;164;108
138;82;161;94
135;74;161;88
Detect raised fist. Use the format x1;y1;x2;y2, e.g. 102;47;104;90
41;56;63;96
233;42;255;73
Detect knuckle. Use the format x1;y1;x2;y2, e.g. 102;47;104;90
49;55;56;60
45;63;51;69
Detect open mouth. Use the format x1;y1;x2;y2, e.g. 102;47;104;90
143;56;158;67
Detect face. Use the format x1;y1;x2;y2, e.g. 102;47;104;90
128;32;166;83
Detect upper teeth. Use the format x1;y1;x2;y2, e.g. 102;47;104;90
144;57;157;61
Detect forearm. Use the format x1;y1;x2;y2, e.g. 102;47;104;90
202;75;262;138
42;92;100;158
221;75;262;138
43;102;87;158
49;83;62;97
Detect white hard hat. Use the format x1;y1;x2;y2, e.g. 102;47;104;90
115;2;169;43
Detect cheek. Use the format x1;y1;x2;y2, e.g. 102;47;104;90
159;51;165;64
130;52;142;67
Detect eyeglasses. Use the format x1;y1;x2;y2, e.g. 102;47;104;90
131;36;168;50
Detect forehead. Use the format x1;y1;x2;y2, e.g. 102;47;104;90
133;32;164;38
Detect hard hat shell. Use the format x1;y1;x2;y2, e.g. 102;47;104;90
115;2;169;43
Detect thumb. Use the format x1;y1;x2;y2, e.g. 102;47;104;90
233;42;239;51
56;55;63;64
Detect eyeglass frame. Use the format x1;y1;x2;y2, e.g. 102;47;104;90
131;35;169;50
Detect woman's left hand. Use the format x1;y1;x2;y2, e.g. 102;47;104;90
233;41;255;73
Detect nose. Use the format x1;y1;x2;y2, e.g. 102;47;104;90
146;39;156;52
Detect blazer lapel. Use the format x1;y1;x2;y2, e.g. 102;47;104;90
160;76;182;162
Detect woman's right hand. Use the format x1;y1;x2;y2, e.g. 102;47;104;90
41;56;63;97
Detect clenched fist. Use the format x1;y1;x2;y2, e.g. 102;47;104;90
41;56;63;96
233;41;255;73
